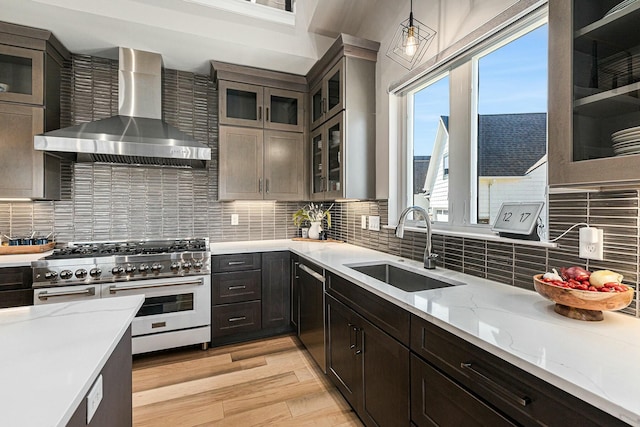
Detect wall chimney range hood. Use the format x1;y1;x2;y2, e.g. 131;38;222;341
34;48;211;168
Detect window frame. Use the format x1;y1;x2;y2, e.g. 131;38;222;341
389;3;548;238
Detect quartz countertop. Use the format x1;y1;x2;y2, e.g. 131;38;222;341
210;239;640;425
0;295;144;427
0;251;53;268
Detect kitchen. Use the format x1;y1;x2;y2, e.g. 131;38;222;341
1;0;640;426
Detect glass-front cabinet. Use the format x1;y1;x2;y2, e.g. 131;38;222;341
311;113;343;200
0;44;43;105
219;80;304;132
549;0;640;186
310;59;344;130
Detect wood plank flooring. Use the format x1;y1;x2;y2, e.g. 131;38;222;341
132;334;363;426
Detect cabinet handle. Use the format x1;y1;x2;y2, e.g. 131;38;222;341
228;316;247;323
258;106;262;121
294;261;299;279
323;98;327;113
354;327;362;355
228;261;246;266
266;107;270;122
460;362;531;407
228;285;246;290
348;323;356;350
259;178;263;193
265;179;270;194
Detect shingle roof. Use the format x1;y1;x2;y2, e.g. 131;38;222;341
477;113;546;177
413;156;430;193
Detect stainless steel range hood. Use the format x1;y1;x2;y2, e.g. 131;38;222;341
34;48;211;168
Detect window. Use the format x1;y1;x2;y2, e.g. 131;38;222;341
400;9;548;236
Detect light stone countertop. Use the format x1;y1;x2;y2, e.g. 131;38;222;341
210;239;640;425
0;251;54;268
0;295;144;427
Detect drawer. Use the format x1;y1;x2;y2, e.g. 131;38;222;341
0;289;33;308
0;266;33;291
212;253;261;272
411;354;515;427
410;315;627;427
212;270;261;305
212;301;262;338
327;272;410;345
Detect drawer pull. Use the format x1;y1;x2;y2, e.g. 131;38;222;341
228;285;246;290
228;316;247;323
460;362;531;407
228;261;246;266
152;322;166;329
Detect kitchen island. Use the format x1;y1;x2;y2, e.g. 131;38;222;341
0;295;143;427
211;240;640;426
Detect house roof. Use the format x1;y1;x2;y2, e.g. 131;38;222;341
477;113;546;177
413;156;431;194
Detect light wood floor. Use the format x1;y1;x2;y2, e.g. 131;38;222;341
132;334;363;426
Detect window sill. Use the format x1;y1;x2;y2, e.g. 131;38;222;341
382;225;558;248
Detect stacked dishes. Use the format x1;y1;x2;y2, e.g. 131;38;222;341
612;126;640;156
604;0;638;17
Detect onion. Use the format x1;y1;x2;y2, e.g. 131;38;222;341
589;270;623;288
560;266;590;281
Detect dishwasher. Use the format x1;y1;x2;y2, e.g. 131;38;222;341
297;258;326;372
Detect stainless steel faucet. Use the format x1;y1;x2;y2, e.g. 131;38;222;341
396;206;438;269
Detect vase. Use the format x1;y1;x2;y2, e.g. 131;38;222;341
308;221;322;240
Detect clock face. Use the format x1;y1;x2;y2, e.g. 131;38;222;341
492;202;544;235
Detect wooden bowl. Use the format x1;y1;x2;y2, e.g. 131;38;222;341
533;274;634;321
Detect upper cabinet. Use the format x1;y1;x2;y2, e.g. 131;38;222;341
549;0;640;186
306;34;379;200
212;61;307;201
0;21;69;200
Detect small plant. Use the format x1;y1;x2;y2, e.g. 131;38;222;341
292;203;334;228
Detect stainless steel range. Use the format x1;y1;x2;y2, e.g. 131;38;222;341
32;238;211;354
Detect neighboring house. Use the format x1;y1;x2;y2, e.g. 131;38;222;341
421;113;547;225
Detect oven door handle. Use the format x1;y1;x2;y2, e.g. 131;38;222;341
109;280;203;294
38;287;96;300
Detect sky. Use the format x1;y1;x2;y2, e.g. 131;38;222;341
413;24;548;156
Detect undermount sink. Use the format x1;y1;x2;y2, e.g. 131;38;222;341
347;262;464;292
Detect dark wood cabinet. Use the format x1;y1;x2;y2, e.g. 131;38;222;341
326;283;411;427
261;251;290;330
211;252;291;345
410;315;628;427
0;266;33;308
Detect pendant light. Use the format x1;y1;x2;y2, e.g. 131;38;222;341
386;0;437;70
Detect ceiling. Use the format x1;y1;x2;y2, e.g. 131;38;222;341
2;0;408;75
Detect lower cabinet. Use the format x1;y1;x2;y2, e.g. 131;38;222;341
211;252;291;345
0;266;33;308
326;292;410;427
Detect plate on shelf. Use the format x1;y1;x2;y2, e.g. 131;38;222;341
604;0;638;17
612;125;640;139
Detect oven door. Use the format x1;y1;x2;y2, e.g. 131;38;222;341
102;276;210;337
34;284;101;305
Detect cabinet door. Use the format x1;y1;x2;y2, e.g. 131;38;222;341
0;44;44;105
326;294;362;413
261;251;290;330
411;354;515;427
0;266;33;308
324;59;345;120
264;88;304;132
0;103;44;199
323;112;343;200
290;256;299;331
218;81;264;128
309;80;324;130
298;261;326;371
310;125;326;200
218;126;264;200
263;130;304;200
360;315;410;427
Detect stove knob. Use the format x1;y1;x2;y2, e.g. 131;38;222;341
45;271;58;280
75;269;88;279
182;261;192;270
125;264;137;274
112;266;124;275
193;261;203;270
139;264;150;273
170;262;181;271
90;268;102;278
151;263;163;272
60;270;73;280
